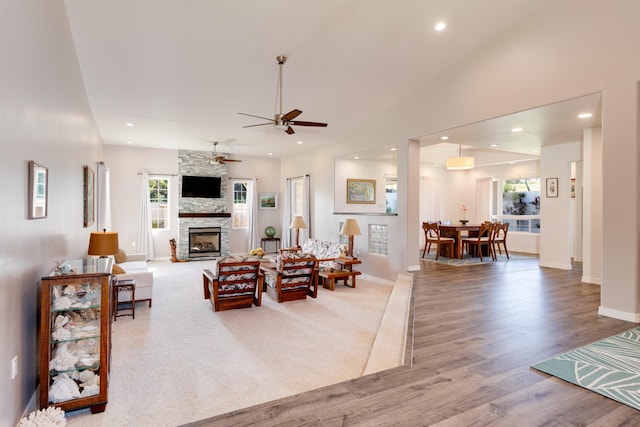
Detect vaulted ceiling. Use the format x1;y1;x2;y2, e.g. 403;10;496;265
64;0;598;162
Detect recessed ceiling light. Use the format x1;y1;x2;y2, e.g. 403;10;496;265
354;156;360;160
489;144;499;147
126;141;133;144
390;147;397;151
578;113;593;119
125;123;134;127
531;149;539;153
434;21;447;31
297;141;303;145
440;135;449;140
512;127;523;133
268;152;273;156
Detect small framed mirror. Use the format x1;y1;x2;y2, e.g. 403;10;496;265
28;160;48;219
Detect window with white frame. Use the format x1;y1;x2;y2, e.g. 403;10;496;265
493;177;541;233
149;176;170;229
232;180;249;229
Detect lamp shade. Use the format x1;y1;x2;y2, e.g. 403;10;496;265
340;219;361;236
289;216;307;230
445;156;475;170
88;230;119;257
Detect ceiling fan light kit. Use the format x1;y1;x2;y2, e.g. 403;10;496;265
239;55;328;135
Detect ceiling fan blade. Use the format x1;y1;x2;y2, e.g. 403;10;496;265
289;120;328;127
282;109;303;121
242;122;273;128
285;126;295;135
224;159;242;162
238;112;275;122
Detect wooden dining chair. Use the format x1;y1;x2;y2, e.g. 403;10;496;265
492;222;510;259
422;222;455;260
460;222;495;262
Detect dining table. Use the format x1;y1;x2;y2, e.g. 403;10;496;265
438;224;482;259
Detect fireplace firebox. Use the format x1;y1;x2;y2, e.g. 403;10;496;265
188;227;221;258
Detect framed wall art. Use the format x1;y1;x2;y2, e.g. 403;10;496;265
84;165;95;227
347;178;376;204
28;160;48;219
546;177;558;198
259;192;278;209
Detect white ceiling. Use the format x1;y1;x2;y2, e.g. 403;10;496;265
63;0;597;161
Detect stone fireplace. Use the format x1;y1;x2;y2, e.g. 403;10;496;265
178;150;230;260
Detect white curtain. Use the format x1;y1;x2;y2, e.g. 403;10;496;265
282;180;292;248
136;172;155;260
419;176;441;247
302;175;311;240
246;178;259;251
475;177;493;222
96;162;112;232
282;175;311;247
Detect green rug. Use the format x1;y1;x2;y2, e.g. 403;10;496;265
421;252;535;266
532;327;640;410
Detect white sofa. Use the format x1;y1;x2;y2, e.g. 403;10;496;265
113;252;154;307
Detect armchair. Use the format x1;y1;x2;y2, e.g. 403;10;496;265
202;256;263;312
263;252;319;303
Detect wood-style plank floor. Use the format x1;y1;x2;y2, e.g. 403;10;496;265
185;258;640;426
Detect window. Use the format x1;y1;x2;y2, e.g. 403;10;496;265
149;176;169;229
494;177;541;233
232;181;248;228
385;176;397;214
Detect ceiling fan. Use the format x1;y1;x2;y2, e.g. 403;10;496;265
239;55;328;135
211;141;241;165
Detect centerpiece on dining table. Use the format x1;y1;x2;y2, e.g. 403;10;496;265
460;205;469;225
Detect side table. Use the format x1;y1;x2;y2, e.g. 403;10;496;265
334;258;362;287
260;237;281;253
112;278;136;321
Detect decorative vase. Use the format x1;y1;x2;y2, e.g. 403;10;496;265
265;226;276;238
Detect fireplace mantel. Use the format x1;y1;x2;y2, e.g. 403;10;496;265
179;212;231;218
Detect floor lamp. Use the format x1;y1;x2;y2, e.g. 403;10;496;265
289;216;307;248
340;219;361;258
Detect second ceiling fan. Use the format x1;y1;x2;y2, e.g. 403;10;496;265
239;55;328;135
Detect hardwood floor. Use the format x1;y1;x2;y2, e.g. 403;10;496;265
184;258;640;426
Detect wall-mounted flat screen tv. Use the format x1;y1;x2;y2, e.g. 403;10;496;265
181;175;221;198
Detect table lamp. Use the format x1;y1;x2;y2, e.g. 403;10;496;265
289;216;307;248
340;219;361;258
88;229;119;258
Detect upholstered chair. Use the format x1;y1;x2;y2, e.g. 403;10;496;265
263;252;319;303
203;256;262;311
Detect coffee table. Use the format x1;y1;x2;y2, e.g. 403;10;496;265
318;269;361;291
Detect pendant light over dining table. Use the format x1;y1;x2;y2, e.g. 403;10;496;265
446;144;475;170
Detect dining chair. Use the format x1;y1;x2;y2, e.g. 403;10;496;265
422;222;455;260
461;222;495;262
492;222;510;259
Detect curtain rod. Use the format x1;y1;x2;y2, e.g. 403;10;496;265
137;172;178;177
228;177;258;180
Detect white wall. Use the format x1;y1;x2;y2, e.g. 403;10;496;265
0;2;103;424
104;146;179;258
104;146;283;258
280;0;640;321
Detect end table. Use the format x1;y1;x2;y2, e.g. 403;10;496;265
112;278;136;321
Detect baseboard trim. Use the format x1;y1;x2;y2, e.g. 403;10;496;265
581;275;601;285
598;306;640;323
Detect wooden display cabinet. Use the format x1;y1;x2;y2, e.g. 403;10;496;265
39;258;112;414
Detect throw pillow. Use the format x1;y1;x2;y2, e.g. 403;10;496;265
112;264;126;274
114;248;127;264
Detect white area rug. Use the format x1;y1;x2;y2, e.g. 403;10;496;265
64;260;400;426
